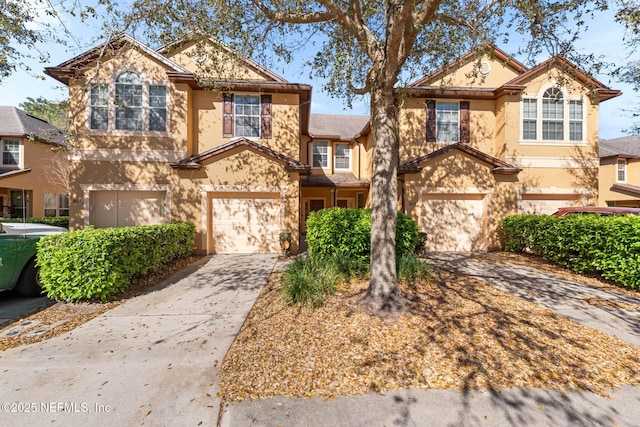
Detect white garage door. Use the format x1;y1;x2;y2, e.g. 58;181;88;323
418;193;486;252
211;194;282;254
518;194;581;215
92;191;166;228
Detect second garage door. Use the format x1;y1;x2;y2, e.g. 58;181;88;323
92;191;166;228
417;193;487;252
210;193;282;254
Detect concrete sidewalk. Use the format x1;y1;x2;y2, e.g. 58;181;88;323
0;254;276;427
221;252;640;427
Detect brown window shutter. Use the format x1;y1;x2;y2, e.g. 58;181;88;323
223;93;234;137
261;94;272;139
459;101;470;144
426;100;436;142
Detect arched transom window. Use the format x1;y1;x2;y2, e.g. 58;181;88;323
522;86;584;143
89;71;167;132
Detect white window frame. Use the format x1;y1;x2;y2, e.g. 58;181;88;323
334;143;351;170
311;141;330;169
520;85;586;146
87;70;169;134
44;193;70;217
617;159;627;183
234;94;261;138
1;138;22;168
436;101;460;143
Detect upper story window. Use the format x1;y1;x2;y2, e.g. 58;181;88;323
223;94;272;139
312;141;329;168
617;159;627;183
436;102;460;143
522;87;584;144
334;143;351;170
426;100;470;144
89;71;167;132
1;139;21;167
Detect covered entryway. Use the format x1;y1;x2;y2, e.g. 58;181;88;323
418;193;487;251
92;191;166;228
210;192;282;254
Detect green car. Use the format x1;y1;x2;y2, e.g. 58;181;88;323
0;222;67;297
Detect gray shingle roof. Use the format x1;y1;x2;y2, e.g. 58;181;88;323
309;114;369;141
599;135;640;158
0;106;65;145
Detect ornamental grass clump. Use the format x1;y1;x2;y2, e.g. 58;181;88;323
281;256;343;308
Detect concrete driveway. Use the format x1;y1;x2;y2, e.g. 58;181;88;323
0;254;277;427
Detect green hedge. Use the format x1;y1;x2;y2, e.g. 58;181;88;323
2;216;69;228
305;208;420;264
501;214;640;289
36;223;196;302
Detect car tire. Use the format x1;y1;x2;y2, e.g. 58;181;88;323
14;259;43;297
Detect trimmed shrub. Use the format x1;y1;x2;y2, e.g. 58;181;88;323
2;216;69;228
305;208;421;264
281;256;343;308
501;214;640;289
36;222;196;302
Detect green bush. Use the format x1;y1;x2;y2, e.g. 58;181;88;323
2;216;69;228
281;256;343;308
36;222;196;302
397;253;431;283
501;214;640;289
305;208;421;264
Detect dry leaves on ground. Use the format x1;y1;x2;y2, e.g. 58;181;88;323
220;267;640;402
0;256;204;351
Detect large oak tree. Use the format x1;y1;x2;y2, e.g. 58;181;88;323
106;0;612;311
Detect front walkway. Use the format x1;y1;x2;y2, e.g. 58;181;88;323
0;254;277;427
425;252;640;346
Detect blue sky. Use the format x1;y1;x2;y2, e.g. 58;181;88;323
0;4;636;140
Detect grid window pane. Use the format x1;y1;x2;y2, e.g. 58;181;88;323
542;121;564;140
334;144;350;169
436;102;459;143
569;100;583;141
149;85;167;131
523;120;537;140
90;84;109;130
312;141;329;168
542;88;564;140
115;72;143;131
618;160;626;182
234;95;260;137
2;139;20;165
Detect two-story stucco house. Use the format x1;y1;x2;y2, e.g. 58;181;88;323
0;106;68;219
45;36;620;253
599;135;640;207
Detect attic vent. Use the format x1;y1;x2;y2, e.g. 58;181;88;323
479;61;491;75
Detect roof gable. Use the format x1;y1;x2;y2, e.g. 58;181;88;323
399;143;521;175
45;34;190;85
171;137;309;172
410;45;529;89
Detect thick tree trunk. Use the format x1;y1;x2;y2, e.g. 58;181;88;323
360;82;406;312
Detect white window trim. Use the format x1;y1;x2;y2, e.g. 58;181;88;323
233;94;262;139
86;70;170;135
519;84;586;146
435;101;460;144
617;159;627;183
333;143;351;171
311;141;331;169
1;138;23;169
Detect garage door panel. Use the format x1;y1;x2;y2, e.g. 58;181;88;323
418;194;486;252
519;195;581;215
211;195;281;254
92;191;165;228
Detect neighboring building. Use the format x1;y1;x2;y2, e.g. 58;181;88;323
45;37;619;253
0;106;68;219
599;135;640;207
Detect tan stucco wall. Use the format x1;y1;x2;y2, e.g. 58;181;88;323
0;138;67;218
425;55;522;88
70;147;300;253
599;158;640;206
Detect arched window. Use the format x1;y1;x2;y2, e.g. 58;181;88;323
542;88;564;140
521;86;584;143
115;72;143;131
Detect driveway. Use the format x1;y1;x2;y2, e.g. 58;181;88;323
0;254;277;427
0;291;53;327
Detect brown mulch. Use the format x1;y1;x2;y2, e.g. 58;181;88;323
0;256;204;351
220;266;640;401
